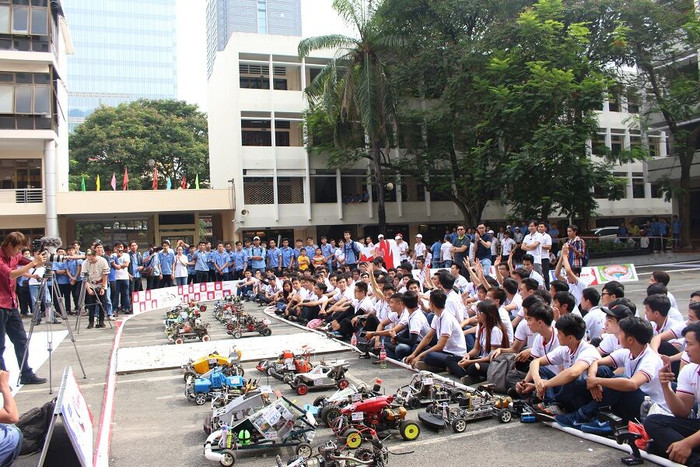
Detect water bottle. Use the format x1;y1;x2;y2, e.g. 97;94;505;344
585;330;590;342
640;396;653;421
379;341;387;369
350;333;358;347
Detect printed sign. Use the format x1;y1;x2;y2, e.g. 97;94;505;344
56;366;93;467
131;281;238;313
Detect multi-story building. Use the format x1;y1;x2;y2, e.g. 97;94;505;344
207;32;672;244
63;0;178;131
206;0;302;77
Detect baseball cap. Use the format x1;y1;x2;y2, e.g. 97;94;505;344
253;236;260;240
602;304;634;320
378;234;384;238
416;234;423;238
395;235;401;240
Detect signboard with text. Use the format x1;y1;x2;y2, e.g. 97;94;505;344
131;281;238;313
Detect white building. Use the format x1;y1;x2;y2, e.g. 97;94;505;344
207;33;671;243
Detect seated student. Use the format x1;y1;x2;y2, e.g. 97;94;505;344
525;314;600;414
327;281;374;339
366;292;406;353
645;321;700;466
647;283;685;323
649;270;678;310
487;287;514;346
294;282;327;324
406;289;467;372
322;276;353;317
236;269;257;300
284;277;311;320
496;295;549;369
645;294;685;367
447;300;509;384
511;278;539;328
600;280;625;308
521;254;545;288
557;317;665;428
596;302;635;356
389;291;430;360
580;288;606;342
0;370;20;466
552;291;577;319
501;277;521;319
656;301;700;373
272;280;293;314
549;280;570;299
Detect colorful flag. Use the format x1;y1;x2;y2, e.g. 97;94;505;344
81;176;86;192
110;172;116;191
152;168;158;190
181;175;187;189
166;177;172;190
96;174;101;192
123;167;129;190
195;174;199;190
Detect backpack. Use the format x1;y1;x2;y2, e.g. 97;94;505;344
485;353;515;393
141;255;155;277
17;398;56;455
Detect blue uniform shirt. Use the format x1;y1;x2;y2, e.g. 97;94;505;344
158;250;175;275
248;246;266;270
321;243;334;266
304;245;317;258
54;261;70;285
193;250;209;272
343;241;361;265
230;250;247;271
187;253;196;275
431;241;441;259
267;247;281;268
280;247;294;268
212;250;229;273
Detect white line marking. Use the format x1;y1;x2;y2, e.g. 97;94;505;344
399;420;519;448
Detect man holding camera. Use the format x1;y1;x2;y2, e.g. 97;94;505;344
0;232;46;384
82;248;109;329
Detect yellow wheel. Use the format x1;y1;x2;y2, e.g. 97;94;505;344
344;429;363;449
399;420;420;440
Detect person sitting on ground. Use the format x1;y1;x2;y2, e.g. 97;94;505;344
645;294;685;372
365;290;403;352
649;270;678;310
511;278;539;329
522;314;599;415
521;254;545;289
580;288;606;342
596;302;635;356
387;291;430;361
405;289;467;372
647;283;685;323
552;291;577;319
557;316;665;429
645;321;700;466
0;370;20;466
600;280;625;308
326;281;373;339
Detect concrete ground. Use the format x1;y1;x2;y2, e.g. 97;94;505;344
11;256;700;466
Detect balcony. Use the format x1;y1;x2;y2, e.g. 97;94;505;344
0;188;45;215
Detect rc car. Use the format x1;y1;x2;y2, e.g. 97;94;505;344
256;347;313;382
182;349;245;381
226;312;272;339
393;371;467;409
186;368;247;406
305;379;384;427
277;437;389;467
203;397;316;466
204;386;274;435
287;360;350;395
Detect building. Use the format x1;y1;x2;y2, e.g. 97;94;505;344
0;0;73;238
206;0;302;77
206;32;672;244
63;0;178;131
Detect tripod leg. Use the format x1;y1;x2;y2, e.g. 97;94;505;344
52;278;87;380
17;278;46;386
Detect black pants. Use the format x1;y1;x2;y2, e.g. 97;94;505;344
188;273;195;284
233;270;244;280
70;281;82;312
196;271;209;283
0;307;33;377
86;291;106;325
58;283;71;314
17;284;30;315
445;355;490;379
130;276;143;293
300;305;320;323
645;414;700;465
208;270;216;282
159;275;173;288
541;258;550;289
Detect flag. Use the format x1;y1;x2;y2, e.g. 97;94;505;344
181;175;186;189
81;176;86;192
377;238;401;269
152;168;158;190
96;174;101;192
359;244;375;262
110;172;116;191
195;174;199;190
123;167;129;190
166;177;172;190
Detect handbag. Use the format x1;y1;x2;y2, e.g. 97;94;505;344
141;255;155;277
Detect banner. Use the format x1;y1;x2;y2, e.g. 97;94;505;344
131;281;238;313
57;366;93;467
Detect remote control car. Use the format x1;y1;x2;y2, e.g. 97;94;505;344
226;312;272;339
186;369;247;406
417;384;515;432
277;437;389;467
210;379;261;409
287;360;350;395
204;387;274;435
393;371;467;409
203;397;316;466
305;379;384;427
256;347;313;382
332;395;420;447
182;349;245;381
167;317;210;344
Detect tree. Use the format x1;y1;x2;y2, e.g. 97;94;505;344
608;0;700;248
299;0;398;234
69;99;209;190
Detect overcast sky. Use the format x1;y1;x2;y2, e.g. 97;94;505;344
175;0;353;112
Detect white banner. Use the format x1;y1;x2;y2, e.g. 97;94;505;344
131;281;238;313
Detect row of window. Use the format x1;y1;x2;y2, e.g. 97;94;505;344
0;3;48;36
0;73;52;115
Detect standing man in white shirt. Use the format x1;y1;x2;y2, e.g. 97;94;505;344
522;221;543;276
538;221;552;288
412;234;426;264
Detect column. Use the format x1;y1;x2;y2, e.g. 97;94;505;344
43;140;58;237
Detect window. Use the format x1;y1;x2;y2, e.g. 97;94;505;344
0;159;42;190
0;85;12;113
257;0;267;34
239;64;269;89
241;119;271;146
610;131;624;155
632;172;645;199
11;5;28;34
244;177;274;204
0;5;10;34
311;174;337;203
627;90;639;114
608;85;622;112
648;134;662;158
0;72;52;115
277;177;304;204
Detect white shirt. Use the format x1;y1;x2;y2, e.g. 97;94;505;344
598;333;621;355
173;254;188;278
440;242;452;262
567;276;588;306
610;347;666;409
413;242;426;258
677;363;700;415
545;341;599;371
431;312;467;356
374;300;391;322
113;253;130;281
528;269;545;288
453;274;469;294
445;289;468;322
498;305;514;345
28;266;45;286
352;296;374;315
531;327;561;374
476;324;504;358
501;238;516;256
668;307;685;323
667;291;679;310
583;306;606;340
522;232;543;264
405;310;430;340
514;319;535;347
397;241;409;261
539;233;552;262
651;317;686;338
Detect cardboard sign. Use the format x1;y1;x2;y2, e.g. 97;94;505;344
54;366;93;467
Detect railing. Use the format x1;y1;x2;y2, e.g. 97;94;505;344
0;188;44;204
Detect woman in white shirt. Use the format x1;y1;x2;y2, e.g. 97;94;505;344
173;246;190;286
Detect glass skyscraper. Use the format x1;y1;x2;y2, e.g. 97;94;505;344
206;0;301;77
63;0;177;131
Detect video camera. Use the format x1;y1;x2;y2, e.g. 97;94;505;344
31;237;64;264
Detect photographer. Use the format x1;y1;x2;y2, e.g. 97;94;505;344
82;248;109;329
0;232;46;384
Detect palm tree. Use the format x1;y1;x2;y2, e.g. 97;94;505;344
299;0;397;234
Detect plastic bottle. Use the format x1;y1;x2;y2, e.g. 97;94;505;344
379;341;387;369
350;333;358;347
639;396;653;421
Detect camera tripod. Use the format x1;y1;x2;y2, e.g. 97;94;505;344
73;271;112;333
19;267;87;393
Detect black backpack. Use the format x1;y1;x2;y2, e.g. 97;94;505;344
16;398;56;455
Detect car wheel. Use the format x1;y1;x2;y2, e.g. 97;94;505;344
296;443;312;459
344;429;363;449
297;384;309;395
399;420;420;440
499;410;512;423
219;449;235;466
261;328;272;337
195;393;207;405
451;418;467;433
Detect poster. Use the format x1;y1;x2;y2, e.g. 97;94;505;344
131;281;238;313
56;366;93;467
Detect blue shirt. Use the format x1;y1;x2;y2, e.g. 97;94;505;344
158;250;175;275
143;252;161;276
230;250;247;271
107;255;116;282
193;250;209;272
304;244;317;258
54;261;70;285
212;250;229;273
673;220;681;235
343;240;361;265
129;251;142;278
430;241;441;260
248;246;266;270
186;253;196;275
207;250;216;271
280;247;294;268
267;247;281;268
321;243;334;265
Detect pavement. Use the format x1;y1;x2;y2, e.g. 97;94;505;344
9;255;700;467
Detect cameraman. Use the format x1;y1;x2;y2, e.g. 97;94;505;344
82;248;109;329
0;232;46;384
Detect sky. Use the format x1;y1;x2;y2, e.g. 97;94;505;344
175;0;354;112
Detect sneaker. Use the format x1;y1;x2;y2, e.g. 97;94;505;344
106;316;114;321
414;361;442;372
460;375;479;386
87;323;94;329
555;412;586;429
20;373;46;385
581;420;613;435
535;402;564;416
96;323;106;328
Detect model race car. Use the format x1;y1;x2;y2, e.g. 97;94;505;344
182;349;245;381
393;371;467;409
185;368;248;406
287;360;350;395
305;379;384;427
226;312;272;339
256;347;313;382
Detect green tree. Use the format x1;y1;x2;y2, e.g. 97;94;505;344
69;99;209;190
299;0;398;233
609;0;700;248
